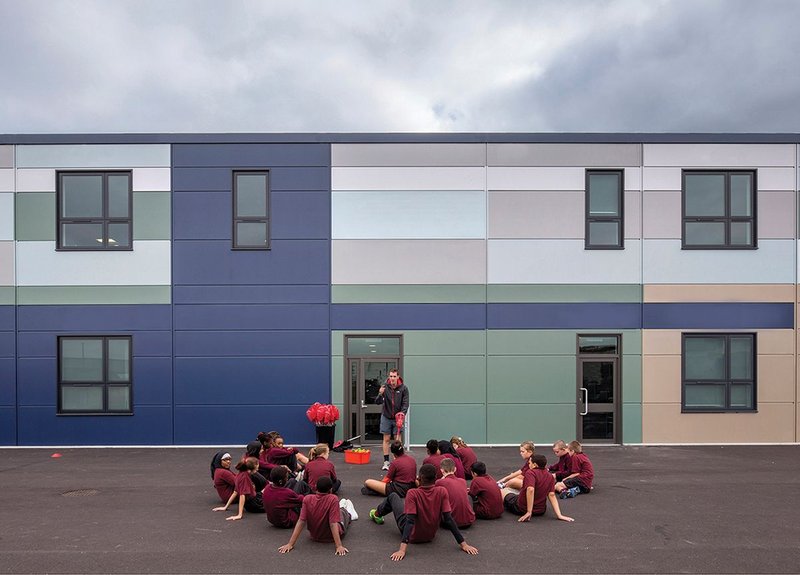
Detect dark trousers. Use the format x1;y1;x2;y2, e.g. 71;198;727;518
339;508;352;537
376;492;408;535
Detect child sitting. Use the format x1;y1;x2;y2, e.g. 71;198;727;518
212;457;265;520
549;440;573;482
503;454;573;523
362;440;417;498
211;451;237;504
265;435;309;472
435;458;475;529
263;466;307;529
555;440;594;497
497;441;535;490
450;436;478;480
304;444;341;494
468;461;504;520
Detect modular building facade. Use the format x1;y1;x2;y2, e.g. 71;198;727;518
0;134;797;446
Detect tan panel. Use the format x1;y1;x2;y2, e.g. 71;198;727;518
642;355;681;403
642;330;681;355
624;191;641;239
642;191;681;239
643;403;796;443
756;330;795;355
758;355;796;402
758;192;795;239
644;284;795;302
0;241;13;285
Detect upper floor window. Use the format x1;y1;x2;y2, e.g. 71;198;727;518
682;333;755;413
585;170;623;249
58;336;132;414
682;171;756;249
57;172;132;250
233;170;270;249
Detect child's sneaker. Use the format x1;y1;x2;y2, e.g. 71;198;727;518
369;508;384;525
339;498;358;520
381;460;390;471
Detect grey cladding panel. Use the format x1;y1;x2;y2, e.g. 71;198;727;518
332;144;485;167
488;143;642;167
0;146;12;168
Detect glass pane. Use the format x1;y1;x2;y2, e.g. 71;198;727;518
685;174;725;217
62;223;104;248
578;336;618;354
729;336;753;379
730;174;753;217
236;174;268;217
364;412;382;442
347;337;401;356
684;337;725;380
588;221;620;246
107;175;130;218
108;339;131;382
685;221;725;245
730;222;752;246
61;385;104;411
350;360;358;408
108;386;131;411
364;360;397;405
236;222;268;247
62;175;103;218
730;384;753;409
588;173;620;216
583;361;614;403
108;223;131;248
61;339;103;382
685;384;726;408
582;413;613;440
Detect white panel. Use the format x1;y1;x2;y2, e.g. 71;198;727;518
16;169;55;192
16;144;171;168
332;191;485;239
624;168;641;191
643;144;796;167
757;168;796;191
643;239;795;284
0;193;13;240
332;167;484;191
488;239;642;284
16;240;171;286
642;167;681;191
487;167;584;191
0;169;13;192
132;168;171;192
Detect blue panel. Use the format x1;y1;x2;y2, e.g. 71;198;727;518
271;191;330;240
643;303;795;329
331;304;486;330
174;357;330;404
0;306;14;328
172;240;330;285
0;406;15;445
0;358;15;404
175;405;319;444
174;285;329;305
132;357;173;405
172;143;329;168
175;330;330;357
17;305;171;331
17;357;56;405
173;167;329;192
488;303;642;329
0;331;14;357
174;304;328;330
17;331;172;357
172;191;231;240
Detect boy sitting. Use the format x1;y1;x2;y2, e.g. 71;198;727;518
468;461;504;520
435;458;475;529
503;454;574;523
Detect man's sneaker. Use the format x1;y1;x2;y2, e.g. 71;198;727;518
381;460;390;471
369;508;384;525
339;498;358;520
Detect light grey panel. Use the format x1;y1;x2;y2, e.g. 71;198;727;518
332;167;484;191
643;144;796;167
758;192;795;239
757;168;796;191
0;146;12;168
332;144;485;167
132;168;171;191
0;193;13;240
16;169;55;192
625;191;642;239
0;241;13;285
488;191;584;239
332;239;486;284
487;167;584;191
642;191;682;239
332;191;485;239
642;239;795;284
643;168;681;191
488;143;641;167
624;168;642;191
0;169;12;192
16;144;171;168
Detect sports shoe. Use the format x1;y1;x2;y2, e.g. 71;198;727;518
381;460;390;471
369;508;384;525
296;470;304;481
339;498;358;521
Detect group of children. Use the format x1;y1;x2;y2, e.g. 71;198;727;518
209;433;594;560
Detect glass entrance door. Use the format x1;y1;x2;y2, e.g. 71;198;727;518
577;335;620;443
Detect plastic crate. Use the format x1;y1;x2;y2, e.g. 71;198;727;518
344;449;371;465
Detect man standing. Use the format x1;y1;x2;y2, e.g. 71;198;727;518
376;369;409;471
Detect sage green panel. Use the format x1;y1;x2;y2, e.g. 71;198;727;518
405;356;486;403
16;192;55;241
17;286;171;305
331;357;344;405
488;330;575;355
407;404;486;444
332;284;486;303
403;331;486;356
488;356;575;403
133;192;171;240
0;286;14;304
489;284;642;303
622;403;643;444
621;354;642;404
16;144;171;168
620;330;642;355
487;404;575;444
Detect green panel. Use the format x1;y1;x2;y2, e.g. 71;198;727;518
621;354;642;404
488;356;575;403
405;356;486;403
331;357;344;405
17;286;171;305
620;330;642;355
16;192;55;241
488;330;576;355
489;284;642;303
332;284;486;304
403;331;486;356
407;404;486;444
487;404;575;444
0;286;14;304
133;192;171;240
622;403;643;444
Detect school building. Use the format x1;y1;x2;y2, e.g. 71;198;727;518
0;134;798;446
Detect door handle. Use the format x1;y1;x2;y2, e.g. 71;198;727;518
580;388;588;416
360;401;367;409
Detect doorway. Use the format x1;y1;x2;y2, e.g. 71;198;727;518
576;334;620;443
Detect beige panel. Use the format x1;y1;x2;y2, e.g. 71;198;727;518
758;355;796;402
642;167;681;191
487;167;584;191
642;330;681;355
0;241;13;285
758;168;797;191
642;355;681;403
624;168;641;191
644;284;795;302
643;403;796;443
16;169;55;192
0;169;12;192
132;168;171;191
756;330;795;355
0;145;12;168
487;143;641;167
0;193;13;240
758;192;795;239
488;191;584;239
624;191;641;239
644;144;796;168
642;191;681;239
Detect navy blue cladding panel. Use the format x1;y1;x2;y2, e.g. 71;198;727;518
172;143;329;168
175;330;330;357
17;305;171;331
172;191;231;240
643;303;794;329
0;358;15;404
17;357;56;405
174;285;329;305
0;407;15;445
331;304;486;330
488;303;641;329
0;306;14;328
172;167;329;192
174;304;329;330
0;331;14;357
131;357;173;405
271;191;330;239
175;406;317;444
173;240;330;285
17;331;172;357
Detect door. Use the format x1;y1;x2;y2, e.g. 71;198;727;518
576;335;620;443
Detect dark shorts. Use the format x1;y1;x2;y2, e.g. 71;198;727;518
379;414;400;436
563;477;591;493
386;480;415;498
503;493;544;517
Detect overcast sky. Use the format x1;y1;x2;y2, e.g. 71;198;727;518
2;0;799;134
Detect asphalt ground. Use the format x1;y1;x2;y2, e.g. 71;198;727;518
1;444;799;574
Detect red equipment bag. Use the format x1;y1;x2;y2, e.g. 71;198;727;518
395;412;405;430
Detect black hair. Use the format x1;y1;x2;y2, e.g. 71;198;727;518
210;450;226;479
269;465;289;486
316;476;333;494
390;440;404;456
245;441;261;458
471;461;487;477
532;454;548;469
236;456;259;472
438;440;460;459
418;463;437;485
426;439;439;455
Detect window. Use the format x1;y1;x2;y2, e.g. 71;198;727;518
682;171;756;248
57;172;132;250
233;171;270;249
58;336;132;414
585;170;623;249
682;333;755;412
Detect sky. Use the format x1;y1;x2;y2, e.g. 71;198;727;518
1;0;800;134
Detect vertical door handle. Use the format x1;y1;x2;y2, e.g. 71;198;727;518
360;401;367;408
580;388;589;416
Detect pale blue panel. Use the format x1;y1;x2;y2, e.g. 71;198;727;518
16;145;171;168
332;191;486;239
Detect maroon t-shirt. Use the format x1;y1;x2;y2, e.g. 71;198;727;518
262;484;304;528
234;471;257;500
446;455;466;479
266;446;298;466
468;474;504;519
548;453;572;480
456;446;477;478
516;467;555;515
422;454;447;479
570;452;594;489
304;458;337;492
435;475;475;528
257;454;277;474
299;493;342;542
404;484;451;543
387;453;416;484
213;468;237;503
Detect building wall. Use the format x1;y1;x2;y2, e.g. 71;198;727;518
0;145;14;442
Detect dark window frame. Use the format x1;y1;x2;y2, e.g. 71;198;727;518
585;169;624;250
57;335;133;415
56;171;133;251
232;170;271;250
681;333;757;413
681;170;757;250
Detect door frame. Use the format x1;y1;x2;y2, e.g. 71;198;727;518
575;334;621;444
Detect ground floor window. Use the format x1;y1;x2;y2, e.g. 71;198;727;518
58;336;132;414
682;333;755;412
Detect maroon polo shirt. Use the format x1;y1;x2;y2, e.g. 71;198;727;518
265;447;297;466
213;468;237;503
422;454;447;479
299;493;342;542
403;484;451;543
263;484;304;528
468;474;504;519
516;467;555;515
234;471;257;500
387;453;417;484
456;446;477;479
304;458;337;492
570;452;594;489
548;453;572;481
435;475;475;528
